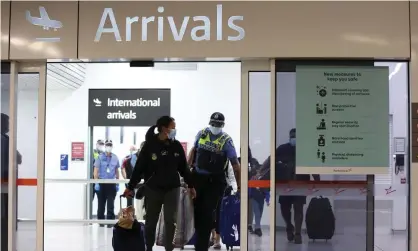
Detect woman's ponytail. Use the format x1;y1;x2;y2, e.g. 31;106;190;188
145;125;157;142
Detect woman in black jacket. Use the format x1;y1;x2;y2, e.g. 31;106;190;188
124;116;196;251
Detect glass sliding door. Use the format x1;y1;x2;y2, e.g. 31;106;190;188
241;60;275;251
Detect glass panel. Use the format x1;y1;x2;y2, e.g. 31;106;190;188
274;61;409;251
44;62;241;250
248;72;271;251
16;73;39;250
1;62;11;251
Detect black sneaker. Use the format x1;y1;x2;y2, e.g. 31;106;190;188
294;234;302;244
254;228;263;237
248;225;254;233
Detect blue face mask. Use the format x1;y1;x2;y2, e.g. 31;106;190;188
168;129;176;140
209;126;222;135
289;138;296;146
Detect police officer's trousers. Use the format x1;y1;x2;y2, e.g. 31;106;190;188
144;186;179;251
193;173;226;251
97;184;117;221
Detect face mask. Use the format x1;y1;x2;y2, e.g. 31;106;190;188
97;146;104;152
168;129;176;140
289;138;296;146
209;126;222;135
105;146;113;153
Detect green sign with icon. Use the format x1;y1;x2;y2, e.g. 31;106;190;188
295;66;389;174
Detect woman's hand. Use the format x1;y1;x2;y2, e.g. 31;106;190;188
188;188;196;199
123;188;135;198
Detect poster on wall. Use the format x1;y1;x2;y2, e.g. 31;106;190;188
60;154;69;170
88;89;171;127
71;142;85;161
295;66;389;175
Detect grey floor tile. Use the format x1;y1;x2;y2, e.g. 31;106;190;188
16;223;407;251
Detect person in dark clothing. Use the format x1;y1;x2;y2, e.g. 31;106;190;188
191;112;241;251
123;116;196;251
263;128;319;244
1;113;10;251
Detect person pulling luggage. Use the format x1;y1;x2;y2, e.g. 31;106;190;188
263;128;320;244
123;116;196;251
191;112;241;251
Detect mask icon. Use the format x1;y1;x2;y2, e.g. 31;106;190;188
209;126;222;135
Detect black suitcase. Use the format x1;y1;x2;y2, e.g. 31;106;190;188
305;196;335;241
112;196;146;251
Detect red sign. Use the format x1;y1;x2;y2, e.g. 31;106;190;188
71;142;85;161
180;142;188;155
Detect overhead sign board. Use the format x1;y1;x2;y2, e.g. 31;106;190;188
1;1;10;60
88;89;171;127
296;66;389;174
9;2;78;59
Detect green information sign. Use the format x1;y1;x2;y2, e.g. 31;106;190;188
296;66;389;174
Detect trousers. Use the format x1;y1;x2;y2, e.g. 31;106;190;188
194;173;226;251
250;198;264;229
279;196;304;234
144;186;179;251
1;193;8;251
97;184;117;220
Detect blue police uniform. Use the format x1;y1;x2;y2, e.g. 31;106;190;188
193;128;238;174
192;127;239;251
94;152;120;221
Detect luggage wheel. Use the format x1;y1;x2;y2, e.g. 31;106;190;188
226;245;233;250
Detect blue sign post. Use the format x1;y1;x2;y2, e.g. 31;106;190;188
60;154;68;171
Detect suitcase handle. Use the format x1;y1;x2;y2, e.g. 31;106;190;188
120;195;125;209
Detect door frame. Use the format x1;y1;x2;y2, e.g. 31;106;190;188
8;61;46;251
240;59;275;251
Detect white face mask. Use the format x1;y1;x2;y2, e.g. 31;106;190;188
209;126;222;135
97;146;104;152
105;146;113;153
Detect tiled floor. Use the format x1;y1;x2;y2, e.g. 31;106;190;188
16;223;407;251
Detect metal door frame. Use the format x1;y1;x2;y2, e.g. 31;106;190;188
240;59;275;251
8;61;46;251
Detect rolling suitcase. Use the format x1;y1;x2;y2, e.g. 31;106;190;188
112;196;146;251
219;193;240;251
305;196;335;242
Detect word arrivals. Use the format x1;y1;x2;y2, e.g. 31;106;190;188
95;4;245;42
107;110;137;120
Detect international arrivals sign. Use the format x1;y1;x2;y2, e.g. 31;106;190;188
88;89;171;127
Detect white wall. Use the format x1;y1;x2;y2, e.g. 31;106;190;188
44;62;241;219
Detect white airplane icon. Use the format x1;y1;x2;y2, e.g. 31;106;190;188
26;6;63;31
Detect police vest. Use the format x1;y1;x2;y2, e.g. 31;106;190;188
196;129;230;174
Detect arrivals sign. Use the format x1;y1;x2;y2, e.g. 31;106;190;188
295;66;389;174
88;89;171;127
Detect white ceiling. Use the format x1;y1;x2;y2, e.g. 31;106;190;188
1;63;87;91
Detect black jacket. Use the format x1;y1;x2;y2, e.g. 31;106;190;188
127;135;194;191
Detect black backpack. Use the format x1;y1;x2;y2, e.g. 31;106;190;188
305;197;336;241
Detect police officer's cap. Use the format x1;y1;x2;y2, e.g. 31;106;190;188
97;139;104;145
209;112;225;127
105;139;113;146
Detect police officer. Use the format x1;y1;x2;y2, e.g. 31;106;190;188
92;139;104;201
123;116;195;251
192;112;241;251
265;128;320;244
93;139;120;227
